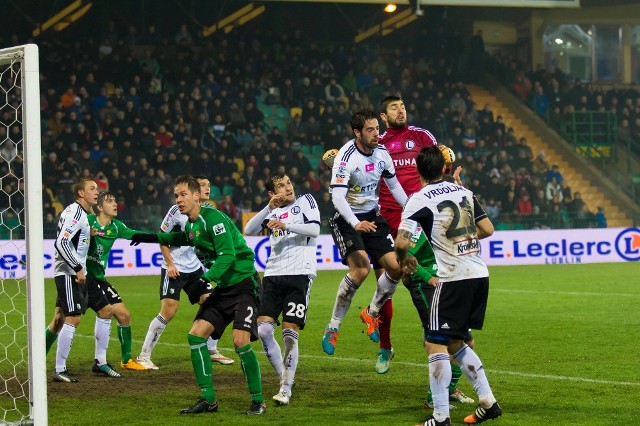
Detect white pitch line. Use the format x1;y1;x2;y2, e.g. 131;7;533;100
494;288;640;297
75;333;640;387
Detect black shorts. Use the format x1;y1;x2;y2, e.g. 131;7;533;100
159;268;206;301
329;209;394;265
405;279;475;343
259;275;313;329
94;278;122;305
55;275;88;316
427;277;489;340
87;275;111;312
196;273;261;341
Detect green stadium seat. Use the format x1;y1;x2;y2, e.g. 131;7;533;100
210;185;222;202
311;145;325;156
308;157;321;171
222;184;235;196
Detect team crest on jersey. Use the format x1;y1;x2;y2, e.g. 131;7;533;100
406;140;415;149
213;224;226;235
365;163;374;172
291;206;301;215
279;212;289;219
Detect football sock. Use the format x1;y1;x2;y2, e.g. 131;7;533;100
236;344;263;403
45;326;58;355
379;299;393;350
55;323;76;373
140;314;167;358
329;274;360;329
370;272;399;317
187;334;215;403
94;317;112;365
258;321;284;377
117;324;132;363
449;362;463;394
429;352;452;421
453;344;496;406
281;328;299;394
207;337;218;352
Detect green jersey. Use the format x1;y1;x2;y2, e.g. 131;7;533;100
86;214;138;281
157;205;256;287
408;227;438;284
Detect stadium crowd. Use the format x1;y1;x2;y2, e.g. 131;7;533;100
0;20;607;240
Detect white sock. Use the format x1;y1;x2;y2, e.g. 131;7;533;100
329;275;360;329
453;344;496;406
281;328;299;394
94;317;112;365
369;272;399;317
429;353;452;421
55;323;76;373
207;338;218;352
140;314;167;358
258;321;283;377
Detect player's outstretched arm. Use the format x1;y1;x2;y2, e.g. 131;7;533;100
476;217;494;240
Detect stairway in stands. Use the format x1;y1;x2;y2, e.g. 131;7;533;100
468;85;632;228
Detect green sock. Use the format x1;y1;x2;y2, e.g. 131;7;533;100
236;344;263;403
187;334;215;403
449;363;463;395
45;326;58;355
118;324;132;363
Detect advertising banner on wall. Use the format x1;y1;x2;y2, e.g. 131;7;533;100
1;227;638;279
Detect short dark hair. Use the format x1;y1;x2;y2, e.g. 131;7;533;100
379;95;403;114
193;174;209;181
72;177;95;199
174;175;200;193
350;109;378;133
416;146;445;182
265;172;287;193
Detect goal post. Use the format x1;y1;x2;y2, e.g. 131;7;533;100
0;43;47;425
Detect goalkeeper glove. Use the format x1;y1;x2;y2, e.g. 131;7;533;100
129;233;160;246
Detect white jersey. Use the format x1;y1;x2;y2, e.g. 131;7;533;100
263;194;320;278
400;180;489;281
159;205;202;273
54;202;90;277
330;139;396;214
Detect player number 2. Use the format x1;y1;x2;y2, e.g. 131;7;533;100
244;306;254;323
286;302;306;318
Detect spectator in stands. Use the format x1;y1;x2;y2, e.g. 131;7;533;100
596;207;607;228
545;164;563;185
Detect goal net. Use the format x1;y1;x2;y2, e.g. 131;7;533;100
0;44;47;425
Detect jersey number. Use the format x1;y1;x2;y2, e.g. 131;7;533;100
286;302;306;318
105;286;119;299
244;306;254;323
436;196;476;239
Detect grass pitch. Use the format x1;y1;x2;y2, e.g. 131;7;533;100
42;263;639;426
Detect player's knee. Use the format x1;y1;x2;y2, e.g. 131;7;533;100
232;334;250;349
97;304;113;319
257;321;275;340
115;309;131;325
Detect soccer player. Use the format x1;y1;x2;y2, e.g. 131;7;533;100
130;176;265;416
373;94;438;374
44;177;102;382
86;191;148;371
136;176;233;369
321;109;408;356
244;173;320;406
395;146;502;426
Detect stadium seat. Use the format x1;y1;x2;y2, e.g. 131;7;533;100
290;107;302;118
311;145;325;156
308;157;321;171
210;185;223;202
234;157;245;173
222;184;235;196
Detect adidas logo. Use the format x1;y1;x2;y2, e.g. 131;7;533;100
441;323;450;329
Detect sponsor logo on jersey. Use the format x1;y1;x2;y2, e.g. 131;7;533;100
161;222;169;231
292;206;301;215
365;163;374;172
352;183;378;192
457;238;480;255
279;212;289;219
63;232;70;238
189;232;194;239
389;142;401;150
406;140;415;149
213;224;226;235
335;178;345;183
393;158;416;167
378;160;386;172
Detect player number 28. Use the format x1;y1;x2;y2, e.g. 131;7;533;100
286;302;306;318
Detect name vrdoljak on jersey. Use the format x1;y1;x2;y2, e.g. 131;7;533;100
424;185;463;199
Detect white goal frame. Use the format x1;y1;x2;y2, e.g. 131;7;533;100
0;43;47;425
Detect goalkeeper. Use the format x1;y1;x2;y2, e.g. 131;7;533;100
130;175;265;416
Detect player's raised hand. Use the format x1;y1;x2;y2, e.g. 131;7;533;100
268;194;287;210
453;166;463;186
354;220;376;233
